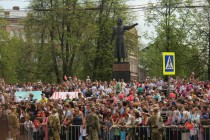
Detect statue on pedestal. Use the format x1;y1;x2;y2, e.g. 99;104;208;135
111;18;138;62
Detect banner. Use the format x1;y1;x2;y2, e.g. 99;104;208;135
50;92;78;100
15;91;42;102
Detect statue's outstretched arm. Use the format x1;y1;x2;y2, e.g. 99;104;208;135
124;23;138;30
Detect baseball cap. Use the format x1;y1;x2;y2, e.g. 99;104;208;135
203;115;209;119
91;106;96;111
11;105;16;109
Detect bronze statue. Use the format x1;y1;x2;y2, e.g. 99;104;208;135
111;18;138;62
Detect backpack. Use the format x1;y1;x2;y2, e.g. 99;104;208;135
48;116;56;137
87;113;97;129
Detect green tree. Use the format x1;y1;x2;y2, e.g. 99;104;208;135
24;0;130;82
24;0;99;83
0;9;25;83
188;1;210;80
91;0;128;81
141;0;204;79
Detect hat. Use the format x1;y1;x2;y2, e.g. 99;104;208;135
91;106;96;111
52;109;57;114
29;93;34;97
11;105;16;109
153;107;159;113
159;101;164;104
169;93;176;98
172;101;176;106
203;114;209;119
25;115;30;120
143;109;149;113
41;93;45;96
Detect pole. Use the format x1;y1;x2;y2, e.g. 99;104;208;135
168;76;170;97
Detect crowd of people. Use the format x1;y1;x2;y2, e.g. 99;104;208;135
0;74;210;140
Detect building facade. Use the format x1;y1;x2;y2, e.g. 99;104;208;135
125;27;140;81
3;6;27;37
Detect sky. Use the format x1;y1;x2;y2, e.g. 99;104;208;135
0;0;157;46
126;0;157;46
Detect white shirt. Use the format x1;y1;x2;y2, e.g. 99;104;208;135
91;86;97;94
105;88;112;94
24;120;34;131
124;88;130;96
135;117;142;125
0;95;5;104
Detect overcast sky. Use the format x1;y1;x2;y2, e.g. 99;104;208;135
0;0;157;45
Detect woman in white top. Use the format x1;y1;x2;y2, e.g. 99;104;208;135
24;115;34;139
190;107;200;124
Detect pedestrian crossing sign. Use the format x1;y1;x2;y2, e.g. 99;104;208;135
162;52;175;75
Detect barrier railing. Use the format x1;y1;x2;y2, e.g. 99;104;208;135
16;124;38;140
15;124;210;140
61;125;82;140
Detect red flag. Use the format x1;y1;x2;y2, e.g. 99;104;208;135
64;75;67;81
185;122;193;130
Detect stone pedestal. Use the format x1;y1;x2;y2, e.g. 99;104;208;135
112;62;130;82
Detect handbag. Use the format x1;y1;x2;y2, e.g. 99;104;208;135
38;126;45;137
79;135;83;140
7;132;13;140
114;128;120;136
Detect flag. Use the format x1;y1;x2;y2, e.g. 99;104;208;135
64;75;68;81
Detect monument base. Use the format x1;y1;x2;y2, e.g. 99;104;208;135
112;62;130;82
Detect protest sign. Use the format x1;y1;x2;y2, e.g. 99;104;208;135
50;92;78;100
15;91;42;102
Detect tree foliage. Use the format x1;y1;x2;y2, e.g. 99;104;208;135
21;0;130;83
141;0;206;79
0;9;26;83
187;1;210;80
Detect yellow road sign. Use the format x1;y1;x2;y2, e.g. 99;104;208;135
162;52;175;75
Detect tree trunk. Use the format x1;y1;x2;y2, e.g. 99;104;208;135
50;30;61;83
69;52;75;77
208;26;210;81
208;2;210;81
50;0;61;83
93;0;105;80
63;25;70;78
60;13;65;79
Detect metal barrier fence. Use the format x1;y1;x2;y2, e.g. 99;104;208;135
15;125;210;140
107;125;210;140
16;124;39;140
